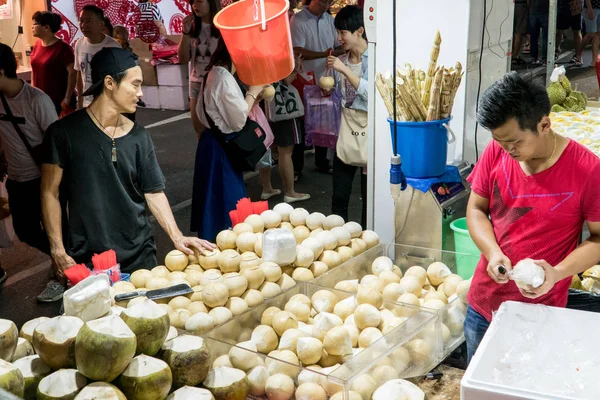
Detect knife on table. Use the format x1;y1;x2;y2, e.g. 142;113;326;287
114;283;193;302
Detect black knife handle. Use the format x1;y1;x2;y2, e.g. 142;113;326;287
115;291;142;302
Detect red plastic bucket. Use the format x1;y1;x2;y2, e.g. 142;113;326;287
214;0;294;86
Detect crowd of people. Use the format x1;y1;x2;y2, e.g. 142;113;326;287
0;0;370;303
512;0;600;67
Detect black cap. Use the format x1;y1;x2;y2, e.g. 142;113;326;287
81;47;139;97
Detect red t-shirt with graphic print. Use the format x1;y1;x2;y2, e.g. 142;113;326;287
466;139;600;322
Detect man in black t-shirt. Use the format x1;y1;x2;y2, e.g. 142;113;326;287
41;47;215;275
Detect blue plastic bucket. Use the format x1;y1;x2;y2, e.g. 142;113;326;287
388;117;455;178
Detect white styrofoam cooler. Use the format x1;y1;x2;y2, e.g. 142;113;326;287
461;301;600;400
141;86;160;109
156;64;189;87
158;86;190;111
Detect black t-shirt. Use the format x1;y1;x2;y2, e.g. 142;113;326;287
43;109;166;273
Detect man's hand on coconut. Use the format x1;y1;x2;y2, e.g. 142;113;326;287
518;260;559;299
486;251;512;284
174;236;216;256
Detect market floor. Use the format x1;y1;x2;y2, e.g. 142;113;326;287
0;108;363;327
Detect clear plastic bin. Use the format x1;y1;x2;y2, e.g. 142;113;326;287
313;243;468;362
201;282;439;398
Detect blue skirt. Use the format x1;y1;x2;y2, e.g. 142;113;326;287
190;129;246;241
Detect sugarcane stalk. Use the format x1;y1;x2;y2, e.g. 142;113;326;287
397;70;427;120
447;62;464;116
375;74;395;117
426;68;444;121
422;30;442;109
440;68;454;119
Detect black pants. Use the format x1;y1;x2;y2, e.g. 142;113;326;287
332;156;367;227
5;178;50;255
315;146;330;171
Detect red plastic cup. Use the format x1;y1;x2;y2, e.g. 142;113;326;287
214;0;294;86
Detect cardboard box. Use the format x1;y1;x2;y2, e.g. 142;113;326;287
159;86;190;111
157;64;188;87
139;59;158;86
141;86;160;109
130;38;152;57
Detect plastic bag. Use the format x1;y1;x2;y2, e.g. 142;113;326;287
550;65;566;83
262;228;297;265
511;258;545;289
303;85;342;149
255;148;272;171
63;274;112;322
90;263;123;284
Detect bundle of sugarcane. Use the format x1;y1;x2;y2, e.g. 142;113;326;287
375;31;464;122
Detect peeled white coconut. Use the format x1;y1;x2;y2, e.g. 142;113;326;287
226;297;249;316
120;298;169;356
333;296;357;321
74;382;126;400
313;312;343;332
358;327;384;348
223;273;249;298
240;265;265;290
360;230;379;248
130;269;153;289
37;368;86;400
512;258;546;289
265;350;300;378
168;272;189;283
294;246;314;268
254;236;264;257
305;212;325;230
160;335;210;388
404;266;428;287
13;355;50;400
74;315;136;382
329;228;349;248
185;313;214;335
229;341;259;371
405;339;431;364
300;238;323;261
271;311;298;336
316;231;337;251
337;246;355;263
32;316;83;370
208;307;233;325
197;249;221;270
11;338;34;362
250;325;279;353
200;269;224;286
260;262;282;283
323;326;352;356
145;277;171;291
296;337;323;365
259;210;280;230
242;289;264;308
233;223;254;236
151;265;170;278
170;309;192;330
357;286;383;308
292;225;311;244
284;301;311;322
379;271;401;288
456;279;471;303
331;391;362;400
446;304;466;336
203;366;249;400
218;249;242;273
117;354;172;400
260;281;283;298
0;320;18;362
203;283;230;308
19;317;49;344
372;379;425;400
239;251;261;270
323;215;344;230
167;296;191;310
399;276;423;297
277;329;307;352
279;222;294;231
265;373;295;400
166;326;178;342
309;262;329;278
318;364;343;395
273;203;294;222
343;222;362;238
165;250;189;272
217;230;238;250
245;214;265;233
354;304;381;330
443;274;464;297
427;262;452;286
309;228;324;238
247;366;269;396
319;250;343;269
372;256;394;276
350;238;368;255
396;293;421;317
212;355;233;369
350;374;378;400
289;208;309;227
236;232;258;254
277;274;296;291
311;290;338;313
167;386;215;400
335;279;359;293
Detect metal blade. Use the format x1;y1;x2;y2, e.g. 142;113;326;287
403;371;444;385
145;284;193;300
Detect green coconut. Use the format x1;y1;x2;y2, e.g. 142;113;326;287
37;369;87;400
11;338;35;362
74;382;126;400
167;386;215;400
19;317;49;343
203;366;249;400
74;315;137;382
33;316;84;370
160;334;211;388
120;298;170;356
0;319;18;362
117;355;172;400
0;359;24;397
13;355;51;400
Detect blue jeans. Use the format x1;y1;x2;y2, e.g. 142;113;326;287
464;305;491;365
529;10;549;60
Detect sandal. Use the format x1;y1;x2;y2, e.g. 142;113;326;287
512;57;525;65
571;56;583;66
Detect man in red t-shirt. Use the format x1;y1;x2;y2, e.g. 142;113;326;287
30;11;76;116
465;72;600;363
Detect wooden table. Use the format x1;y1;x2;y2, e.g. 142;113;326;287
418;365;464;400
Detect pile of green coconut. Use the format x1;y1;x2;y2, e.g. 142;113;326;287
0;298;219;400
